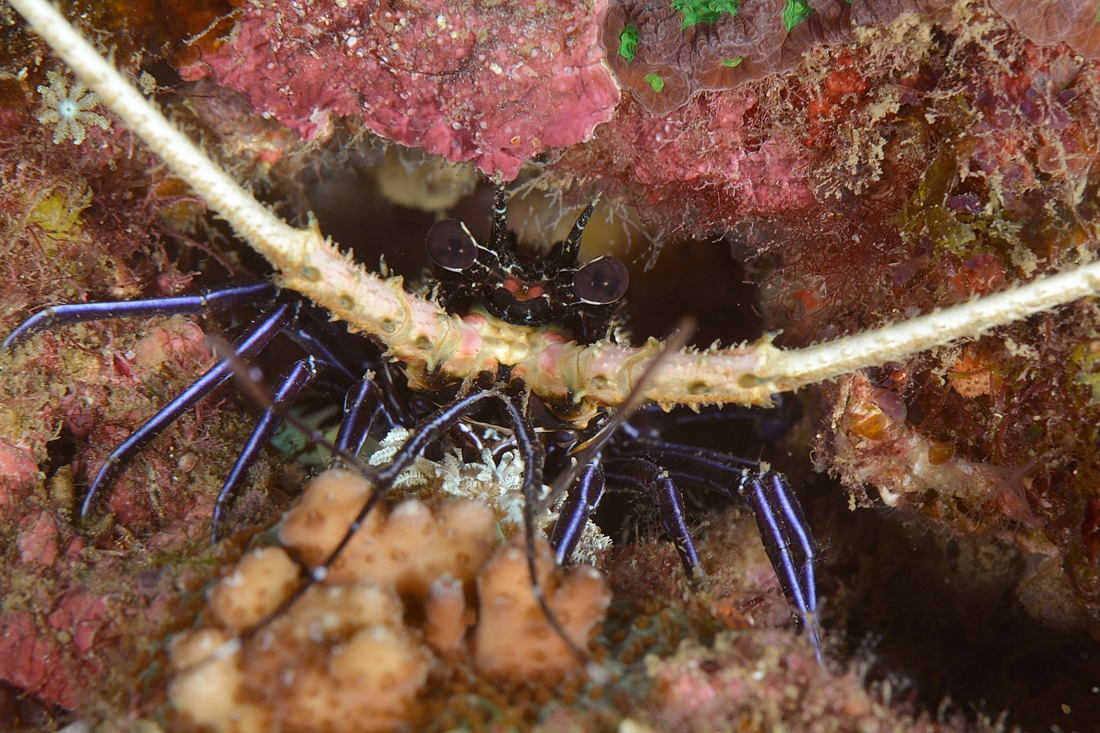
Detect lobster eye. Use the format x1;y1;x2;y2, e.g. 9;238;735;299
573;256;629;305
426;219;478;272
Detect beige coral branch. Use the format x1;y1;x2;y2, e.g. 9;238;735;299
11;0;1100;410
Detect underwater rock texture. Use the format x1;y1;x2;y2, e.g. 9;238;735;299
177;0;620;180
604;0;956;113
2;0;1100;730
605;0;1100;113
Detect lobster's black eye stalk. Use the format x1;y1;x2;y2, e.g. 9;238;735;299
573;256;629;305
426;219;478;272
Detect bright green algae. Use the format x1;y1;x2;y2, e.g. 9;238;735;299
619;23;641;60
671;0;741;30
782;0;814;31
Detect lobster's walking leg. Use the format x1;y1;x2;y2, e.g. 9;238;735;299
333;377;382;458
598;435;824;661
211;356;324;542
2;281;275;349
603;457;704;571
549;459;605;565
741;471;822;662
81;304;293;518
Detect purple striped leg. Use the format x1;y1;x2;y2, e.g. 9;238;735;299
603;457;703;571
740;471;822;663
549;459;605;565
2;281;275;349
333;377;383;459
210;356;325;542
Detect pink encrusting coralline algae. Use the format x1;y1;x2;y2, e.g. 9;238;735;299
179;0;620;180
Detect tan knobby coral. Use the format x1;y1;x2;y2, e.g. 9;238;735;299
277;468;499;604
474;536;610;677
169;469;612;732
170;565;428;733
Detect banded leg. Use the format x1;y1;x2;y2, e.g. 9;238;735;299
211;356;325;542
81;303;293;519
638;438;820;618
740;470;822;662
333;377;382;459
611;440;823;660
3;281;275;349
549;459;605;565
604;457;703;571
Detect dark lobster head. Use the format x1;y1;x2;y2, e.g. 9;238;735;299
425;188;629;341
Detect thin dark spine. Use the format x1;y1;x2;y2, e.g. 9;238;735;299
555;195;601;267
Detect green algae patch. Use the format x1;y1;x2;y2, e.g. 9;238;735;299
27;186;91;241
671;0;740;30
619;23;640;61
782;0;814;31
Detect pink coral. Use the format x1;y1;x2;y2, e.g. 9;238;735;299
0;593;110;710
179;0;619;179
645;629;970;733
17;510;61;568
2;316;228;530
0;439;40;501
554;90;817;241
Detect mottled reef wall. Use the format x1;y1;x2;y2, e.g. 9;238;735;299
1;0;1100;730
